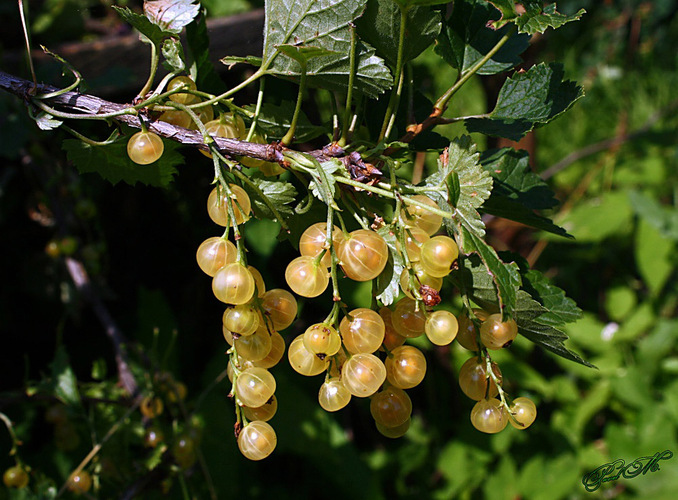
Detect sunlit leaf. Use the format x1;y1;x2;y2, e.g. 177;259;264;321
50;346;81;406
465;63;584;141
425;136;493;246
375;226;403;306
262;0;392;98
144;0;200;34
356;0;442;66
113;6;173;45
35;112;63;131
516;3;586;35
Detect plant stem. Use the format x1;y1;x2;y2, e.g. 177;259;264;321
56;396;143;498
197;68;266;109
335;177;456;220
281;62;308;146
434;28;515;111
138;42;159;99
379;6;408;141
246;78;266;141
18;0;37;89
61;125;120;146
339;24;358;147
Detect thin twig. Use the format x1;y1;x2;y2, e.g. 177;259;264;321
65;257;138;396
541;98;678;179
0;70;354;165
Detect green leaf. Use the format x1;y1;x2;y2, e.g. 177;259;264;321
457;229;521;316
425;136;493;247
244;101;328;143
435;0;531;76
515;290;595;367
262;0;392;98
186;12;228;93
220;55;263;68
629;190;678;241
553;191;633;242
35;111;63;131
63;138;182;188
356;0;442;66
480;149;558;210
50;346;81;406
481;0;518;27
478;148;570;237
242;178;297;222
374;226;403;306
309;159;344;203
398;0;450;5
161;38;185;72
465;63;584;141
144;0;200;34
521;269;582;326
516;4;586;35
636;218;674;296
112;6;173;46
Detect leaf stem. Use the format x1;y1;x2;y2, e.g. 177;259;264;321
334;177;456;220
434;27;515;111
61;125;120;146
197;68;266;109
246;78;266;141
339;23;358;147
138;42;159;99
281;62;308;146
18;0;37;90
379;6;409;141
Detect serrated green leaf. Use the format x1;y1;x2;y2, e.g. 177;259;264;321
51;346;81;406
243;178;297;223
186;11;228;93
309;159;344;203
113;6;173;46
482;0;518;27
35;112;63;131
521;269;582;326
516;4;586;35
425;136;492;246
465;63;584;141
515;290;595;368
478;148;570;237
461;228;521;315
480;149;558;209
435;0;530;76
161;38;185;72
375;226;403;306
144;0;200;34
243;102;328;143
356;0;442;66
63;138;182;187
262;0;392;98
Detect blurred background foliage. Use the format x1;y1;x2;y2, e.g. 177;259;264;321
1;0;677;498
